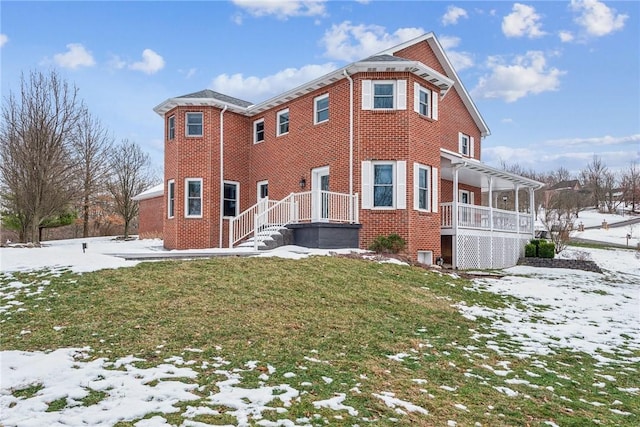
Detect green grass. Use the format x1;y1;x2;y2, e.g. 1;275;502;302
2;256;639;426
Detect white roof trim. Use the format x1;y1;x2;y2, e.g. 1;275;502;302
441;149;544;189
132;183;164;201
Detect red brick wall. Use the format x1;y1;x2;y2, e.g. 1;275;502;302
138;196;164;238
160;38;486;261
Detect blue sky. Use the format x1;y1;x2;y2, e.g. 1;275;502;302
2;0;638;177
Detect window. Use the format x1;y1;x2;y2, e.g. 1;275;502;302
167;180;175;218
361;161;407;210
223;181;239;217
277;109;289;136
459;132;474;157
314;94;329;124
417;166;429;210
374;82;395;109
362;80;407;111
257;180;268;200
459;190;471;204
254;119;264;144
185;178;202;217
373;163;394;207
413;83;438;119
168;116;175;140
413;163;438;213
186;112;203;137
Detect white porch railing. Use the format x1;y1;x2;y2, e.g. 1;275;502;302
229;191;359;249
440;202;533;234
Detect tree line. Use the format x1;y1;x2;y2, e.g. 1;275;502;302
0;70;156;244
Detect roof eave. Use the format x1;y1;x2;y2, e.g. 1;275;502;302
153;98;250;116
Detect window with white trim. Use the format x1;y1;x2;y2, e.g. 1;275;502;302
185;178;202;218
314;94;329;124
361;160;407;210
254;119;265;144
186;112;203;137
413;83;438;119
277;109;289;136
458;132;474;157
413;163;438;213
362;80;407;111
223;181;239;217
167;180;175;218
168;115;175;140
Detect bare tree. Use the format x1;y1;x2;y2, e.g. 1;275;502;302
581;155;608;210
106;139;154;238
541;193;574;254
550;166;571;185
602;170;620;214
621;161;640;213
0;70;83;244
72;111;114;238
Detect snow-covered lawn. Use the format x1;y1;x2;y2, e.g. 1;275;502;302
1;231;639;425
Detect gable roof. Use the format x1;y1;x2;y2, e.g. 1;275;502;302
377;32;490;137
154;32;488;136
548;179;580;191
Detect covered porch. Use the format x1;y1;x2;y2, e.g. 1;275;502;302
440;149;544;269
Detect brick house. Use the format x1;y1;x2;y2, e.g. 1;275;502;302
142;33;543;269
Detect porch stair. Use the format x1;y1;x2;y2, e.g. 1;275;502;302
236;226;294;250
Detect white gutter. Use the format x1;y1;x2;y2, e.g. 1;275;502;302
219;105;228;248
343;70;354;199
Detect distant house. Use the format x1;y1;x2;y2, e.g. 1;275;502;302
544;180;582;206
137;32;543;269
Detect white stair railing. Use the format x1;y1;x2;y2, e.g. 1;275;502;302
231;191;359;249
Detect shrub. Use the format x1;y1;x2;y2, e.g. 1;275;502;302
369;233;406;254
525;243;537;258
539;241;555;258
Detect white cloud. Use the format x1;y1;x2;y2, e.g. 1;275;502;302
180;68;197;79
232;0;326;20
442;6;468;26
439;35;474;71
545;134;640;147
471;51;565;102
0;34;8;48
108;54;126;70
559;30;574;42
570;0;627;37
210;62;337;103
129;49;165;74
502;3;546;38
53;43;95;69
321;21;424;62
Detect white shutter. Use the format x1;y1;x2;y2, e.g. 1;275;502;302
432;91;438;120
361;80;372;110
396;161;406;209
432;167;438;213
413;163;420;210
397;80;407;110
361;161;372;209
413;82;420;114
471;191;475;205
471;136;475;158
458;132;463;153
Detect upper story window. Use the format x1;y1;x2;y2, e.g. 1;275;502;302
459;132;474;157
361;160;407;210
277;109;289;136
314;94;329;124
361;80;407;111
167;180;175;218
413;83;439;120
168;115;175;140
186;112;203;137
185;178;202;218
254;119;265;144
223;181;239;217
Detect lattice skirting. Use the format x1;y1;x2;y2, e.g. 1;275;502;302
456;232;530;270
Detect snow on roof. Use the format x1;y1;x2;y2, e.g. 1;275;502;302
132;183;163;201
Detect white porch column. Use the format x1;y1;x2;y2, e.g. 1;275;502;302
488;176;493;232
515;184;520;236
529;187;535;237
452;165;460;269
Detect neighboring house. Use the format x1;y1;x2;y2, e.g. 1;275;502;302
133;184;164;238
143;32;543;269
543;179;582;207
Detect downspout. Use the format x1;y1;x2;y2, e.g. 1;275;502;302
219;105;228;248
343;69;354;221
